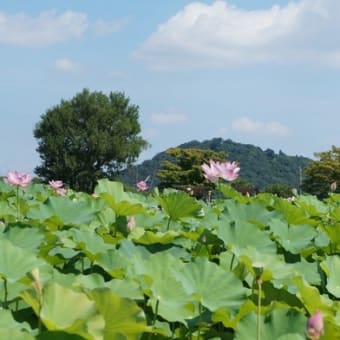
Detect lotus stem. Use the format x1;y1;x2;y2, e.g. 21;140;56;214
230;253;235;270
198;302;203;339
153;299;159;326
3;278;8;308
166;217;172;231
16;186;20;221
256;275;262;340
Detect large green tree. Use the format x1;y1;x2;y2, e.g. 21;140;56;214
302;145;340;198
34;89;148;192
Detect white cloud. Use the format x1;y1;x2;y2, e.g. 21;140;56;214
150;113;188;124
0;10;88;47
54;58;79;72
93;17;129;35
232;117;290;136
134;0;340;69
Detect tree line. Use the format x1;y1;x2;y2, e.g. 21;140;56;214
33;88;339;199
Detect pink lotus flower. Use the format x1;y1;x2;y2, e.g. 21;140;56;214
201;160;240;183
201;160;221;183
307;311;324;339
216;161;240;181
5;171;32;188
56;187;67;196
49;180;64;189
136;180;148;191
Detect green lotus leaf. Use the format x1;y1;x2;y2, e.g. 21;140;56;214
321;255;340;298
156;191;202;222
28;196;98;226
95;179;146;216
22;282;104;339
91;288;149;340
68;228;112;260
221;200;273;227
330;206;340;221
291;259;320;285
74;273;106;290
148;276;198;324
0;329;34;340
268;218;317;254
323;223;340;252
134;212;166;230
273;199;311;225
95;180;127;201
295;195;329;215
105;278;143;300
3;226;45;252
127;251;197;323
236;248;293;283
212;300;257;330
132;230;179;245
235;309;307;340
292;276;334;314
238;248;320;291
95;249;129;279
218;183;243;200
175;257;248;312
216;220;276;255
96;207;116;227
0;200;16;218
0;308;32;332
0;239;42;282
101;194;146;217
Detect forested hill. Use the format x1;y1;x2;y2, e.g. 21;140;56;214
118;138;312;190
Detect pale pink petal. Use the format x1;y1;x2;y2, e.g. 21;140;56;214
5;171;21;186
136;180;148;191
49;180;64;189
5;171;31;187
56;188;67;196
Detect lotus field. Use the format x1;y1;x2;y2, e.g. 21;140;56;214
0;170;339;339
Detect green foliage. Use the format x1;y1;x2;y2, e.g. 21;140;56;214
263;183;293;198
302;145;340;198
34;89;148;193
157;147;225;188
0;177;340;338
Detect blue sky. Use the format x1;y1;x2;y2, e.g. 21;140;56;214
1;0;340;175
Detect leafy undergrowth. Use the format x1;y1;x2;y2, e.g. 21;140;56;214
0;179;339;339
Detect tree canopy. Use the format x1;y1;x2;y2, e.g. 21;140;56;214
302;145;340;198
119;138;311;191
34;89;148;192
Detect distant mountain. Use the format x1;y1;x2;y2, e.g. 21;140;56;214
118;138;312;190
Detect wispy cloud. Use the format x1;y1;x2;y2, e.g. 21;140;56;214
232;117;290;136
93;17;130;35
0;10;88;47
134;0;340;69
53;58;79;72
150;113;188;124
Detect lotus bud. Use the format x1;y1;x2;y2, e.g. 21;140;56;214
307;311;324;339
330;181;337;192
127;216;136;231
30;267;43;295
